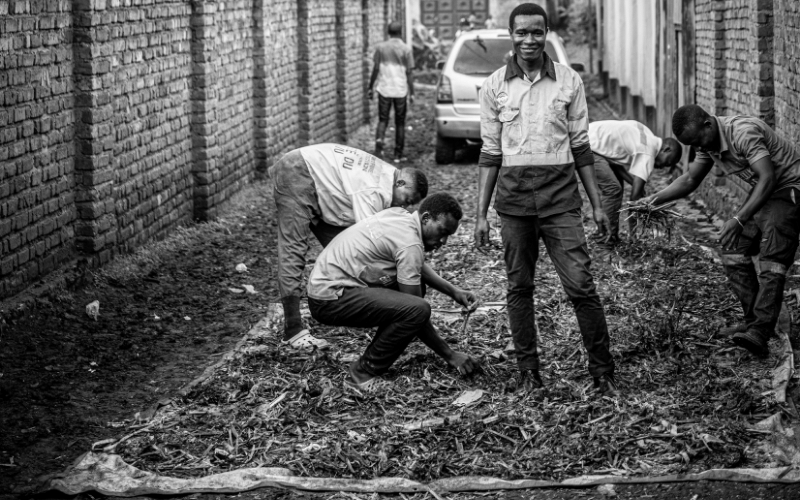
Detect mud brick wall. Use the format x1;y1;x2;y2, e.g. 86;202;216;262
773;0;800;144
254;0;299;170
1;1;400;298
0;0;75;297
76;0;195;257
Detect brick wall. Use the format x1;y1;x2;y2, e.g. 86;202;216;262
1;1;401;299
773;0;800;143
0;0;75;297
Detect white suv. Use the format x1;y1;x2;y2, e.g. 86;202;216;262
434;29;580;164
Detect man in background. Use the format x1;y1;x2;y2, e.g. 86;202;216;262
369;21;414;163
589;120;682;241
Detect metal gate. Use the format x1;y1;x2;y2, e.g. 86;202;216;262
420;0;489;40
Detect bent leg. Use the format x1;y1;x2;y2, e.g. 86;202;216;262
500;214;541;371
540;209;614;378
309;287;431;376
721;217;762;330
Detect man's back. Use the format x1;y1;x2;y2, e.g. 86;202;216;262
589;120;662;181
374;38;412;98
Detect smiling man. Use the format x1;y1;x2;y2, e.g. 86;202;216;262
307;193;480;392
475;3;618;396
646;104;800;357
269;143;428;349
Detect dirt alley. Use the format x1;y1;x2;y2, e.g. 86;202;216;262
1;68;800;500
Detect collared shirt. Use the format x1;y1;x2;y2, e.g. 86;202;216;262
694;116;800;191
307;208;425;300
374;38;414;98
299;143;397;227
479;52;593;217
589;120;663;182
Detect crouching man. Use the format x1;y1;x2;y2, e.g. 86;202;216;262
307;193;480;392
269;143;428;348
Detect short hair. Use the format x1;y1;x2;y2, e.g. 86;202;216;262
509;3;548;30
388;21;403;36
419;192;463;221
672;104;710;138
662;137;683;164
402;168;428;198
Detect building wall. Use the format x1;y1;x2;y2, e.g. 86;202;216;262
0;0;75;295
0;0;399;299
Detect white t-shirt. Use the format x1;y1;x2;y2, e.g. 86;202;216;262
588;120;663;182
374;38;413;98
300;144;396;227
307;208;425;300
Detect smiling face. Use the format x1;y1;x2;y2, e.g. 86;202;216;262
420;212;459;252
509;14;547;65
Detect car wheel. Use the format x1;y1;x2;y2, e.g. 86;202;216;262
435;135;457;164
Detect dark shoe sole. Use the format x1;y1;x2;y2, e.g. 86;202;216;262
732;331;769;358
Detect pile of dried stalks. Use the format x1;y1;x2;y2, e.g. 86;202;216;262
103;225;789;482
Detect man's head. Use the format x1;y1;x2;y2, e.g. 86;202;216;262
418;193;463;252
508;3;549;64
391;168;428;209
671;104;721;152
388;21;403;37
654;137;683;169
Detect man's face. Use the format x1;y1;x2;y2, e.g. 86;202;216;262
391;180;421;210
509;14;547;63
677;120;720;153
421;213;459;252
655;150;675;169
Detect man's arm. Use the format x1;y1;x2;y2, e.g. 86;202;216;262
629;176;647;201
475;81;502;246
368;51;380;98
421;264;478;310
406;49;415;102
719;156;777;250
648;159;714;205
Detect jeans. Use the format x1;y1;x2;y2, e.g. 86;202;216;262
309;286;436;376
722;187;800;337
376;93;407;156
269;150;346;336
499;209;615;377
594;154;624;238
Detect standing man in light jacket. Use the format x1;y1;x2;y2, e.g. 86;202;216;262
474;3;618;396
369;21;415;162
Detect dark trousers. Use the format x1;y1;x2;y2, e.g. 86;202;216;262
500;209;615;377
309;286;434;376
594;154;624;238
376;93;407;156
722;187;800;337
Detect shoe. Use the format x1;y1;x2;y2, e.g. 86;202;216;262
393;156;408;163
720;323;747;336
732;330;769;358
593;372;620;397
505;369;544;392
344;376;391;395
281;329;331;350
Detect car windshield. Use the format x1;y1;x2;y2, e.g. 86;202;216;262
453;38;560;75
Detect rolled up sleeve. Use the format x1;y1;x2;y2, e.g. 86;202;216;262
479;80;503;157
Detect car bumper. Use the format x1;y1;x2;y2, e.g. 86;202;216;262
435;105;481;139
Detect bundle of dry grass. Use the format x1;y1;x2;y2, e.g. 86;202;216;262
621;200;685;240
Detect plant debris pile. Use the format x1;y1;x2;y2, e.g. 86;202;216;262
109;225;787;482
621;201;685;241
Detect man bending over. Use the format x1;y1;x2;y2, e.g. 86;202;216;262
307;193;479;392
646;104;800;357
269;143;428;348
589;120;682;241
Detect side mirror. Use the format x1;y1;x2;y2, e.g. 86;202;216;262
436;60;445;70
570;62;585;72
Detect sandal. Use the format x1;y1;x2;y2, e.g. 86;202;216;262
344;376;391;394
282;329;331;350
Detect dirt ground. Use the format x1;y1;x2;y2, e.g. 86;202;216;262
2;70;800;500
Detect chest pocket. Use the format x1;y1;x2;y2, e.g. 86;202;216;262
499;107;522;151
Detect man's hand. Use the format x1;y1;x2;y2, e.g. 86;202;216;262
409;94;415;104
474;217;490;247
452;289;479;312
368;89;374;100
448;351;479;376
593;207;611;237
719;218;745;251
